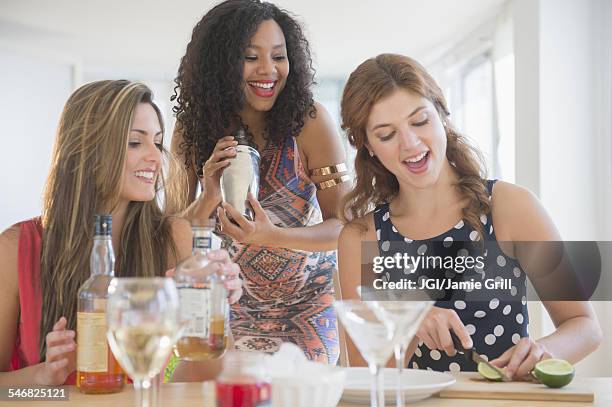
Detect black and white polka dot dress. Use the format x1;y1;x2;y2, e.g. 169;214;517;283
373;180;529;373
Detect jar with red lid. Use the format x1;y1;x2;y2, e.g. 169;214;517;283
216;351;271;407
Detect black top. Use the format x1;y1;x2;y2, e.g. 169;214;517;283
372;180;529;373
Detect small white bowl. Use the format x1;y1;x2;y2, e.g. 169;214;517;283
271;365;346;407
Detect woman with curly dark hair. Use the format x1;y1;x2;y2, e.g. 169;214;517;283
168;0;349;365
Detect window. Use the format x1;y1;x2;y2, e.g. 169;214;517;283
447;53;496;177
444;51;515;182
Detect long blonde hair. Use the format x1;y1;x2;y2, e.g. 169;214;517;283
40;80;178;357
340;54;490;236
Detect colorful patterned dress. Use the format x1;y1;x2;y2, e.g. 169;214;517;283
223;136;339;364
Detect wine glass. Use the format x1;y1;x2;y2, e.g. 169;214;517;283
333;300;395;407
106;278;182;407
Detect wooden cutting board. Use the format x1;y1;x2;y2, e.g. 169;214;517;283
438;373;594;402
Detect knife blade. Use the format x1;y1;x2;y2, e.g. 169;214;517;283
450;331;510;381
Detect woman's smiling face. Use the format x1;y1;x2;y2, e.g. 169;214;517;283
242;19;289;113
365;88;448;189
119;103;163;204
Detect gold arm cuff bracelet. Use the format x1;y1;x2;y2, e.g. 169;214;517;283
315;174;351;190
309;162;348;177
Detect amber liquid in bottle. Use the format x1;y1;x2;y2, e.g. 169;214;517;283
175;220;229;362
77;319;125;393
175;316;227;360
76;215;125;394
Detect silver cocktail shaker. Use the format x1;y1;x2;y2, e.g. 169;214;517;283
220;127;260;221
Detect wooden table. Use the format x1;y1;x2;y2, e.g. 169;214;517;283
2;374;611;406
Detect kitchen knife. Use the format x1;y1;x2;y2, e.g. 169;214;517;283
450;331;510;381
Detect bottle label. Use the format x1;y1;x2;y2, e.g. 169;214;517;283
178;287;211;337
93;298;107;311
193;236;212;251
76;312;108;372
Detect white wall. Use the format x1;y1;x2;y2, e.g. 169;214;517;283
514;0;612;376
0;46;77;230
539;0;598;241
515;0;609;240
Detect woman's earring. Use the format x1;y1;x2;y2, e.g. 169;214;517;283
369;150;374;157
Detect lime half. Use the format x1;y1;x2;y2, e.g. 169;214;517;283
533;359;575;388
478;362;504;381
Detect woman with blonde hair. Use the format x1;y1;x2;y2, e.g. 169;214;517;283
0;80;241;385
338;54;601;378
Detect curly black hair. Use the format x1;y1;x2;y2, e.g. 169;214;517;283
173;0;316;176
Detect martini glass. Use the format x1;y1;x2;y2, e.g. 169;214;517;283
333;300;395;407
369;301;432;407
358;286;433;407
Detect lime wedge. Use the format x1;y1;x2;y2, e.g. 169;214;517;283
478;361;504;381
533;359;575;388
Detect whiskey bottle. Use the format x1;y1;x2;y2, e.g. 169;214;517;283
174;219;229;361
76;214;125;393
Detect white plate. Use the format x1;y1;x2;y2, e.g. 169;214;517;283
341;367;455;404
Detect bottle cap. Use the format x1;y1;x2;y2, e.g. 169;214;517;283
94;214;112;236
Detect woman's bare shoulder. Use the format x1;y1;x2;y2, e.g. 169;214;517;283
0;224;21;291
0;224;21;259
341;212;376;241
296;101;344;166
491;180;560;240
167;216;192;266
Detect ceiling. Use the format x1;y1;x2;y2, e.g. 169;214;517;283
0;0;507;79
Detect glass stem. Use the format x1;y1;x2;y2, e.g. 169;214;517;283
151;374;160;407
133;378;152;407
394;343;407;407
368;363;385;407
